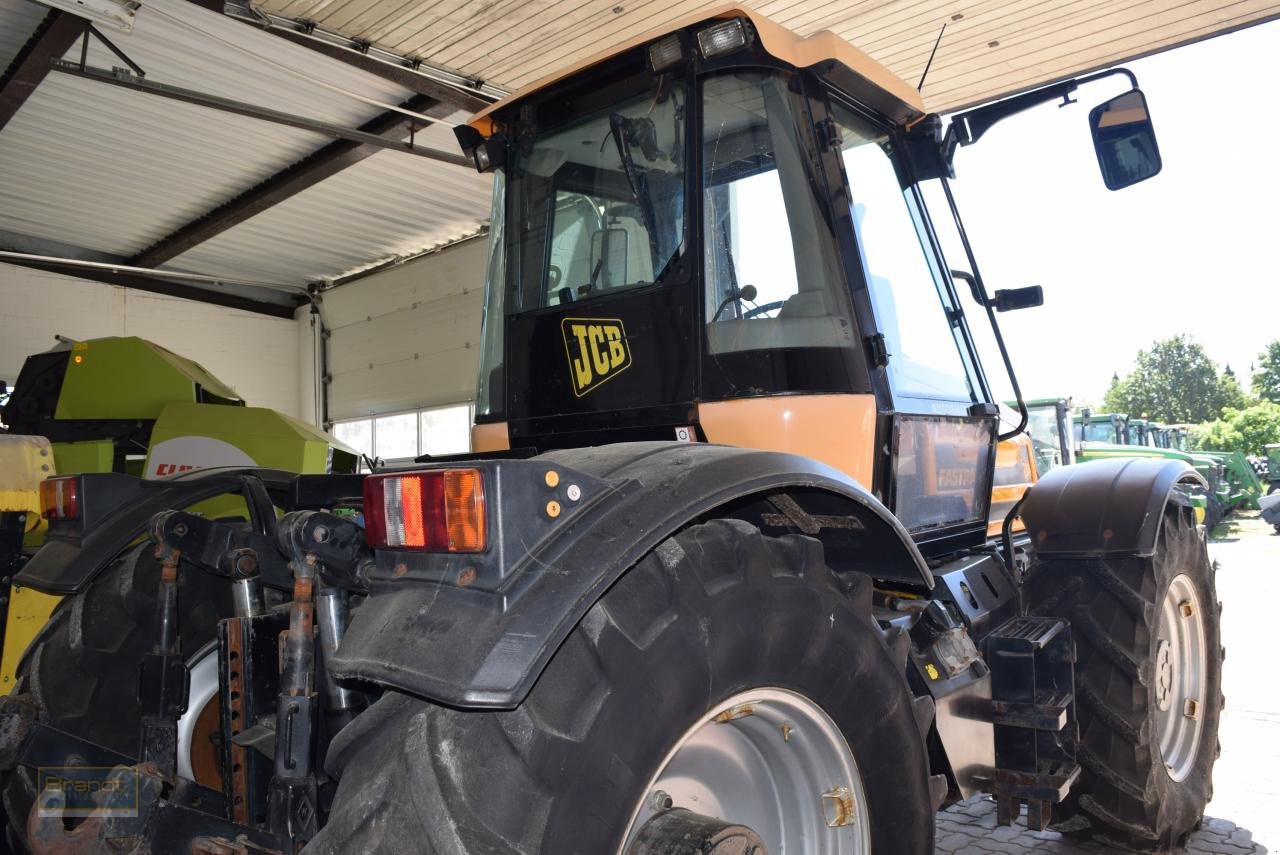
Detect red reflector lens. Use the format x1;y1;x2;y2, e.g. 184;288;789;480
363;469;486;553
39;476;80;520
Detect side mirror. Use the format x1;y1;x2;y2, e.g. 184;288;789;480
991;285;1043;312
1089;89;1161;190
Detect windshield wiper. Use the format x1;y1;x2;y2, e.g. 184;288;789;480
608;114;660;258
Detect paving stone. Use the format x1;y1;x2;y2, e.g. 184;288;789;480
934;796;1269;854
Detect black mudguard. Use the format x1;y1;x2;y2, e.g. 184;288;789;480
331;441;931;709
1020;456;1206;559
15;468;362;594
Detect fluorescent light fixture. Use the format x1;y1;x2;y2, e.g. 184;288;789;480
37;0;139;32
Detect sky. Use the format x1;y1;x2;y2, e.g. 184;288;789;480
932;18;1280;407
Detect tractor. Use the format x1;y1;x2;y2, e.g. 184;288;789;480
0;8;1221;854
1074;408;1226;527
0;336;357;698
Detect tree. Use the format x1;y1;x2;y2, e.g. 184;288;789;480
1103;336;1236;423
1191;401;1280;456
1252;340;1280;403
1218;365;1249;412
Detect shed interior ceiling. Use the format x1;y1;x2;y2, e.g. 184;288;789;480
256;0;1280;113
1;0;1277;312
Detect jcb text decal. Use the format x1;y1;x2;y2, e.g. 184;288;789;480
561;318;632;396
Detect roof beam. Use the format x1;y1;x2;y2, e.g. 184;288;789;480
259;26;491;114
2;256;303;319
0;10;86;133
127;94;443;268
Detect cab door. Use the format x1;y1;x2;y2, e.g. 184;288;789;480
823;97;998;553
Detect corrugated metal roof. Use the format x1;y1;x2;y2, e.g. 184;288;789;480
254;0;1280;113
3;0;1276;298
0;0;48;73
0;0;488;289
168;117;493;283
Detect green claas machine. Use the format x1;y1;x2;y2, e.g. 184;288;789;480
0;9;1223;854
0;336;357;695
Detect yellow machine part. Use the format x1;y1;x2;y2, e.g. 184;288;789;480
0;434;55;545
0;435;60;693
0;586;61;693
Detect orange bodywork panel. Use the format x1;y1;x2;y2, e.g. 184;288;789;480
471;422;511;453
697;394;876;491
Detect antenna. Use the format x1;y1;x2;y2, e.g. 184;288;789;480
917;23;947;93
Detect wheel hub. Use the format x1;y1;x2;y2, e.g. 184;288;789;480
618;687;869;854
1155;574;1208;782
627;808;768;855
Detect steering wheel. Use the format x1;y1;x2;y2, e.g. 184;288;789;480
743;300;786;319
548;265;562;289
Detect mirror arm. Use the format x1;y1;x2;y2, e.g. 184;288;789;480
941;177;1027;442
944;66;1139;166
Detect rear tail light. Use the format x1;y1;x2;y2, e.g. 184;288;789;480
364;469;487;552
40;476;80;520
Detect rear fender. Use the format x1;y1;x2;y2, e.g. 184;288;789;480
1020;457;1206;559
331;442;931;708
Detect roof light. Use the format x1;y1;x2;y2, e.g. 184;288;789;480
697;19;752;60
648;35;684;71
40;476;80;521
363;469;487;553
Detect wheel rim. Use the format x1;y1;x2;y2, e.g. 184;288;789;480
177;642;222;788
1154;574;1207;782
619;687;870;854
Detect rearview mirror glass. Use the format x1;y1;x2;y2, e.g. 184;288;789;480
1088;88;1161;190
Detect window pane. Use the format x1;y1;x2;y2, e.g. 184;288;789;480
420;405;472;457
702;70;855;356
834;108;974;401
332;419;372;461
507;82;686;311
375;413;418;460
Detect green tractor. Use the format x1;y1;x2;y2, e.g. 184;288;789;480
1071;409;1225;527
0;336;357;692
1265;443;1280;494
1011;397;1075;476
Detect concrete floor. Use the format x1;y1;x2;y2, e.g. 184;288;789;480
933;511;1278;854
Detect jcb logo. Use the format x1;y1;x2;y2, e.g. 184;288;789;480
561;318;632;397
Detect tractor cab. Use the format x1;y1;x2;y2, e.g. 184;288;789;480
456;8;1155;557
1076;409;1128;444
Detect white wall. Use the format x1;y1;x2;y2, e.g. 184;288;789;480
322;236;486;422
0;263;311;420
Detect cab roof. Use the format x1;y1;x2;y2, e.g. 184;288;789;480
467;4;926;135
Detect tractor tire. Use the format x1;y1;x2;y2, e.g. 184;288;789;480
1;542;235;851
1026;503;1222;851
308;518;940;854
1203;495;1223;532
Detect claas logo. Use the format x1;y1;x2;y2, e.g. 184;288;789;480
561;318;632;396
